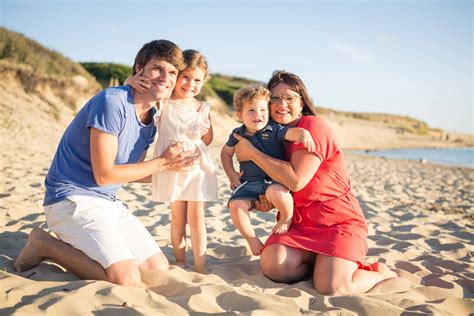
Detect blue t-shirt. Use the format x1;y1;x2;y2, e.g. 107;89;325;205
226;121;288;182
44;86;156;206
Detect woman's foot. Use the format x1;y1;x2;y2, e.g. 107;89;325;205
371;262;398;280
14;228;49;272
245;236;263;256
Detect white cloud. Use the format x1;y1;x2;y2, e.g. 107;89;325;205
332;41;375;63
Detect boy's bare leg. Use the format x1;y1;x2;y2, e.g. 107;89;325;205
14;228;108;281
187;201;207;273
266;184;293;234
229;199;263;256
170;201;188;268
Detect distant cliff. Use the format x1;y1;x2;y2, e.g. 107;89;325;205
1;27;471;150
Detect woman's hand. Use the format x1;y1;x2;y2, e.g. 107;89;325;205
233;134;257;162
255;194;274;212
124;69;150;93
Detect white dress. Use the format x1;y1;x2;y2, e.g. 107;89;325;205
151;100;218;202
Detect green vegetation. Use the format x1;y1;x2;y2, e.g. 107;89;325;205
203;74;260;110
0;26;439;136
80;62;132;88
0;27;92;79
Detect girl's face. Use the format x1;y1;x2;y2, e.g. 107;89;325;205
269;82;304;127
172;67;206;99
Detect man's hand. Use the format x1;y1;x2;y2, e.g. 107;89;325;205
161;142;201;171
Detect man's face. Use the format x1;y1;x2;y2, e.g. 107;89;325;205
136;58;179;101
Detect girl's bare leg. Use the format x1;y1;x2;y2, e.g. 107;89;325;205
229;199;263;256
187;201;207;273
313;254;398;295
170;201;188;268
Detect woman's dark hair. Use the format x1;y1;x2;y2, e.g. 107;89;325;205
267;70;316;116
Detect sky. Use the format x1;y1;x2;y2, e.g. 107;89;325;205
1;0;472;134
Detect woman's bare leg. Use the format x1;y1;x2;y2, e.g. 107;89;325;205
260;243;315;282
170;201;188;268
313;254;397;295
187;201;207;273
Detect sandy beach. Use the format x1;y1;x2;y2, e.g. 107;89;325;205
1;103;473;315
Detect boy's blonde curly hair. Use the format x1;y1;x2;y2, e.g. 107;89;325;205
233;84;270;113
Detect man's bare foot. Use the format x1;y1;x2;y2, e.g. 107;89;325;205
14;228;49;272
245;236;263;256
272;217;292;234
371;262;398;280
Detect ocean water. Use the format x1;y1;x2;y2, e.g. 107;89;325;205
352;147;474;168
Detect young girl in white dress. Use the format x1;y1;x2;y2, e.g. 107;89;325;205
127;50;218;273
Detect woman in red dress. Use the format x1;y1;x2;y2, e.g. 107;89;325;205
233;71;396;295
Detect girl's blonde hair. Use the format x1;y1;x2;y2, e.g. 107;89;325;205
182;49;209;79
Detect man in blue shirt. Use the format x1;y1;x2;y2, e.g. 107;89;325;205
14;40;199;287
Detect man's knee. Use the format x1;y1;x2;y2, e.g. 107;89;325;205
106;260;141;287
140;253;169;271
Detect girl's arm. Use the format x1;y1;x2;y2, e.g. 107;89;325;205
233;134;321;191
201;114;213;145
124;69;150;93
220;144;242;190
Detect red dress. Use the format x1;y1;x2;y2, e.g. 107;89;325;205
263;116;368;263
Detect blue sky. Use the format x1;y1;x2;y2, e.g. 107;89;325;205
2;0;472;133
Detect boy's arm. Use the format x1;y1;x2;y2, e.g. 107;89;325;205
284;127;315;152
220;144;242;190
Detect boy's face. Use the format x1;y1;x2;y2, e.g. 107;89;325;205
173;67;205;99
136;58;179;101
237;97;269;134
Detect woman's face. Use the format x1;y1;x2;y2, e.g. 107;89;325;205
269;83;304;126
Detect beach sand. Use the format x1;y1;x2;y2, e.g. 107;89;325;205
1;121;473;315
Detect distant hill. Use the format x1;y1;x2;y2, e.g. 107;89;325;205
0;27;93;79
1;27;471;150
80;62;132;88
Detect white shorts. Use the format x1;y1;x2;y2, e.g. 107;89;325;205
44;195;161;269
